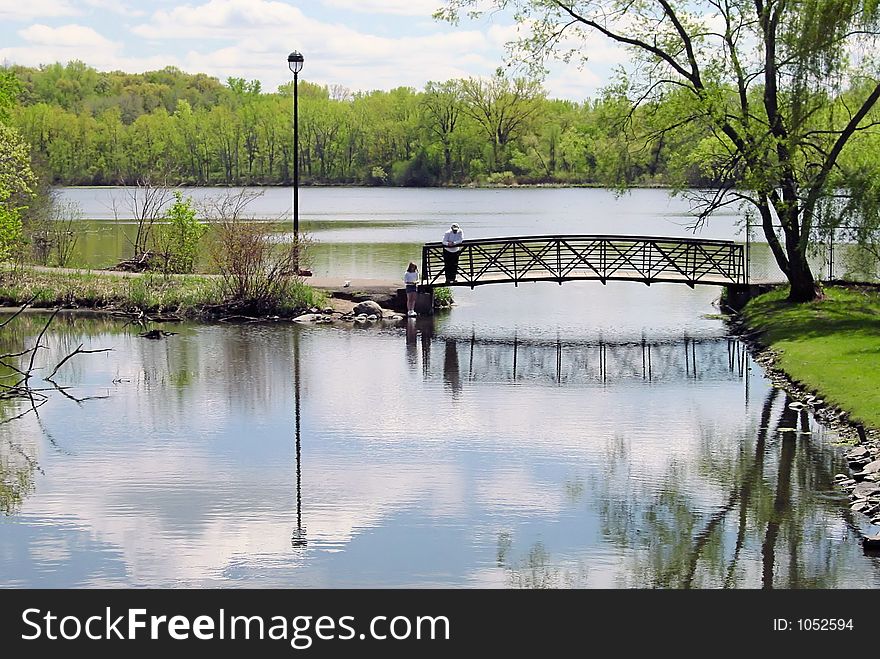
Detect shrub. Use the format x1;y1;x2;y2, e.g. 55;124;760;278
153;191;205;274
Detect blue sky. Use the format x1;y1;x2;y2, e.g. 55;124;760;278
0;0;625;99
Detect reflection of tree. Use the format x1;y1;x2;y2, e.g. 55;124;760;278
0;435;37;515
595;388;854;588
499;537;589;589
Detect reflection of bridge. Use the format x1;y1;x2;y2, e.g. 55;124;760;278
421;235;746;289
407;329;748;389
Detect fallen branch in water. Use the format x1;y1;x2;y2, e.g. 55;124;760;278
0;303;112;424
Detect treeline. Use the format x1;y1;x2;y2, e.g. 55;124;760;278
4;61;707;187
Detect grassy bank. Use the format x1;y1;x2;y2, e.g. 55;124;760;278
743;285;880;428
0;267;327;318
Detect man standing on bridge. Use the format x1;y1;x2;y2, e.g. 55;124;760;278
442;223;463;283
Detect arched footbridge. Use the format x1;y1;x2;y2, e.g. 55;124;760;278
421;235;747;289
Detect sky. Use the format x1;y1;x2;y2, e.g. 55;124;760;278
0;0;626;100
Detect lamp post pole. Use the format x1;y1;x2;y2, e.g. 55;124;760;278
287;51;304;271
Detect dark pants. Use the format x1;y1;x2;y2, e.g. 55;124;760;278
443;250;460;282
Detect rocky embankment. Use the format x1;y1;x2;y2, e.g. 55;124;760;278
291;299;406;327
836;444;880;549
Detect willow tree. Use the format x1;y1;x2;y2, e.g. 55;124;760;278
438;1;880;301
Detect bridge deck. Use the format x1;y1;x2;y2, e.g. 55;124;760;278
421;234;747;289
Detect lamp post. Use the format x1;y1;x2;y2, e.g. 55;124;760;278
287;50;304;271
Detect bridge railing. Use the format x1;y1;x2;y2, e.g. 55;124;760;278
422;235;746;288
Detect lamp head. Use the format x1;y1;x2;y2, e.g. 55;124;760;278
287;51;304;74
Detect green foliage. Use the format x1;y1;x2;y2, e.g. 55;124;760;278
0;205;23;262
433;286;454;308
154;191;206;274
0;123;36;262
8;60;689;188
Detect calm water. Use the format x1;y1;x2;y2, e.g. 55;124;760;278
2;187;878;588
54;186;877;282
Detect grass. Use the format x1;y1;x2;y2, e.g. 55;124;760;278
0;267;327;319
743;285;880;428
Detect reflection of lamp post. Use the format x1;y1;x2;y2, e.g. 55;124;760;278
287;50;304;272
291;328;307;549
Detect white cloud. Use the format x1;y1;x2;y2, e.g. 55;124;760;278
83;0;147;17
129;0;506;94
0;0;80;21
130;0;308;38
320;0;440;16
2;24;172;74
2;0;618;99
19;23;118;49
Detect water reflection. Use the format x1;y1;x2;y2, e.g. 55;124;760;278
0;316;878;588
593;386;864;588
405;330;749;387
291;328;306;550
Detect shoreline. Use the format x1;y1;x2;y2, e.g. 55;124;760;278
728;284;880;548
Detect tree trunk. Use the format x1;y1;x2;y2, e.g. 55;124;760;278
786;258;820;302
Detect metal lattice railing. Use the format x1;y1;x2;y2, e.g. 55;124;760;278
422;235;746;288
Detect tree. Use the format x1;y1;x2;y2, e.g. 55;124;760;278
438;0;880;302
0;123;36;261
422;80;464;183
459;73;543;172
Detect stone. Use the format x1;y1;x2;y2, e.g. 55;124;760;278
834;474;850;481
292;313;324;323
853;482;880;499
352;300;383;317
863;534;880;550
861;459;880;474
788;402;805;410
846;446;871;460
851;501;870;512
323;307;334;315
367;314;378;321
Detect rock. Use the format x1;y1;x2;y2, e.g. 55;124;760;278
309;307;319;314
861;459;880;474
292;314;325;323
367;314;378;321
788;401;806;410
352;300;383;317
140;329;176;339
853;482;880;499
851;501;870;512
846;446;871;460
863;534;880;550
323;307;334;315
834;474;850;481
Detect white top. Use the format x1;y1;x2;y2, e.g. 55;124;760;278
443;228;463;252
404;270;419;284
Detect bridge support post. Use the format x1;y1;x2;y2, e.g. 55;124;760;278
415;286;434;316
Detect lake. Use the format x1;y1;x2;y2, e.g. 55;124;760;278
1;187;877;587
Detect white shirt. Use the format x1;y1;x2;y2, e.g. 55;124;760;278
443;228;463;252
404;270;419;284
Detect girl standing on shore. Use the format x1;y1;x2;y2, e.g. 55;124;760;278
404;262;419;317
